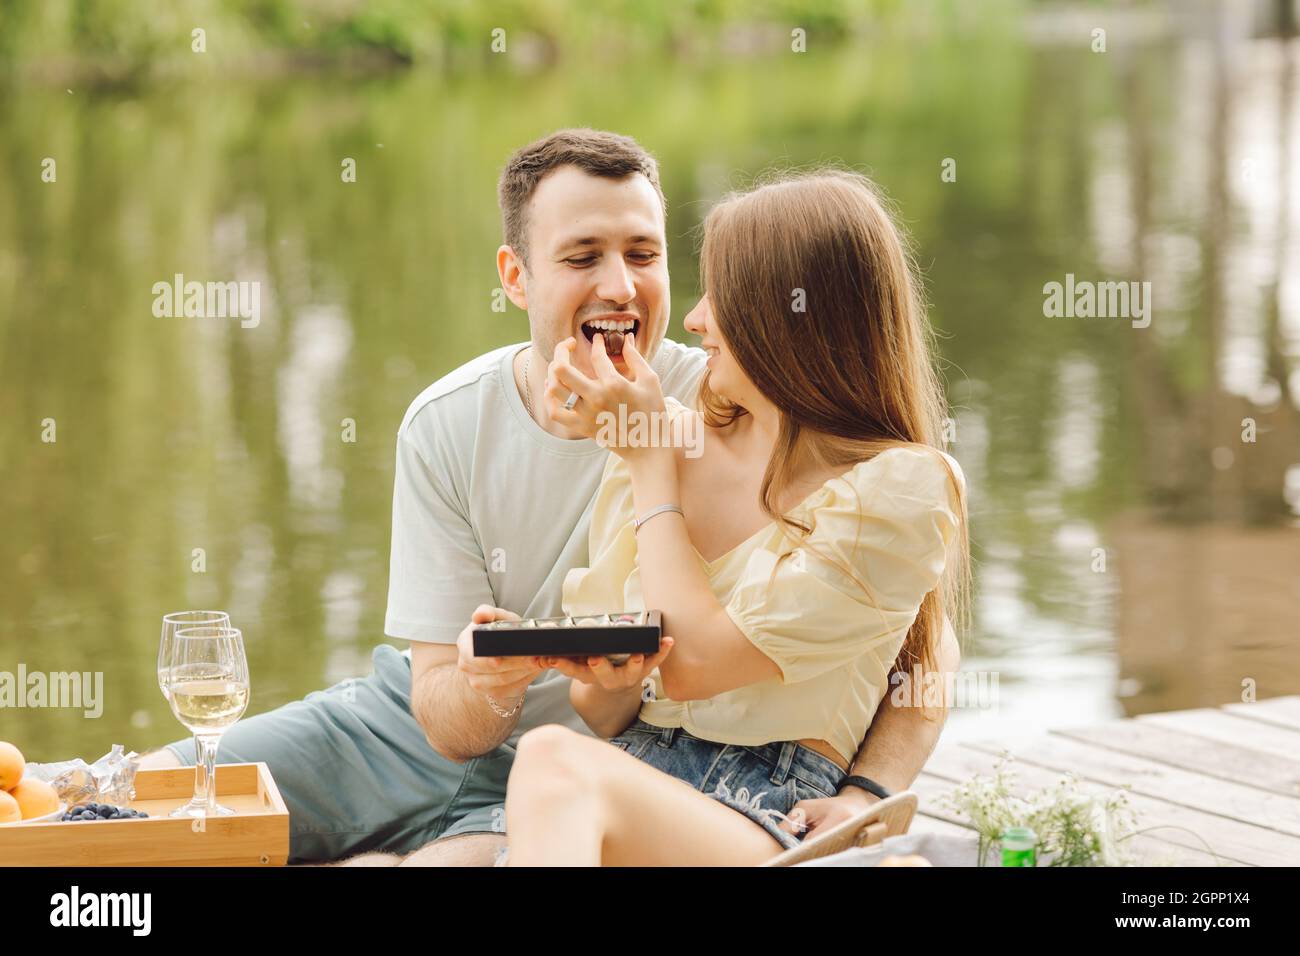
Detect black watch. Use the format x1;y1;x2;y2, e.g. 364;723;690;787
838;774;892;800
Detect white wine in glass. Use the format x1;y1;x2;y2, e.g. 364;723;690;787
166;624;250;818
169;666;250;734
158;611;229;702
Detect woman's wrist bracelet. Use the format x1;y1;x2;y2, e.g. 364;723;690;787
634;503;684;534
838;775;892;800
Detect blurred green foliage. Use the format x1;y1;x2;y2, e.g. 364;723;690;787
3;0;1295;757
0;0;950;82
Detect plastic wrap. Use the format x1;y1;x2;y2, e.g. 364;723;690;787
24;745;141;808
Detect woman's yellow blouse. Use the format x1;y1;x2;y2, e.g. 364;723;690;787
563;398;964;764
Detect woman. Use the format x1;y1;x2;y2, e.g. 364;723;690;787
503;169;969;866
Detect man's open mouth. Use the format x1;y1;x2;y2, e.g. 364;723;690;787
579;317;640;356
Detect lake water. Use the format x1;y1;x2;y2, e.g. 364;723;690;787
2;16;1298;760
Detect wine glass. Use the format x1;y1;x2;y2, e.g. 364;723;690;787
165;624;250;818
158;611;230;701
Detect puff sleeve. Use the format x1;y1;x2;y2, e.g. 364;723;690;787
723;446;963;685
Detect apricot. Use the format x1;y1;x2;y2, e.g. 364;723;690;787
0;789;20;824
0;741;24;790
9;778;60;820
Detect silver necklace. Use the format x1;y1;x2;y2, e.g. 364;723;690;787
522;347;535;420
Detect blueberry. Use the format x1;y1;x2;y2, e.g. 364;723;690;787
96;806;114;817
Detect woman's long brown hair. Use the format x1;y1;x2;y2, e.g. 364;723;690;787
698;169;970;720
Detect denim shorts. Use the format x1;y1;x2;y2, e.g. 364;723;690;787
609;717;847;851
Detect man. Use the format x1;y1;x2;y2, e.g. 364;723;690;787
143;128;959;866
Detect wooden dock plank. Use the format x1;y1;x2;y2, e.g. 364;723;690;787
967;733;1300;840
975;732;1300;835
1054;719;1300;798
911;771;1243;866
905;697;1300;866
923;742;1299;865
1138;707;1300;764
1222;695;1300;732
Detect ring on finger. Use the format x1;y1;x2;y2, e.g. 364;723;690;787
562;390;579;410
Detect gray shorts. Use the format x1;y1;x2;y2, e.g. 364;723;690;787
163;643;509;862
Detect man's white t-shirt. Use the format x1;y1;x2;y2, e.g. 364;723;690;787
384;339;707;748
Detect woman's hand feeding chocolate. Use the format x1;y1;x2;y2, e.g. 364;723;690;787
545;332;669;462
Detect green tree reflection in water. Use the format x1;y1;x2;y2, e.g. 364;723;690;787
0;20;1297;759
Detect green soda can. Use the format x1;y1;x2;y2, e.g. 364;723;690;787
1000;826;1037;867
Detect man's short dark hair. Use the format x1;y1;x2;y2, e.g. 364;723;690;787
498;128;665;267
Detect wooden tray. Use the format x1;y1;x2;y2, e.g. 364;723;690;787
0;762;289;866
